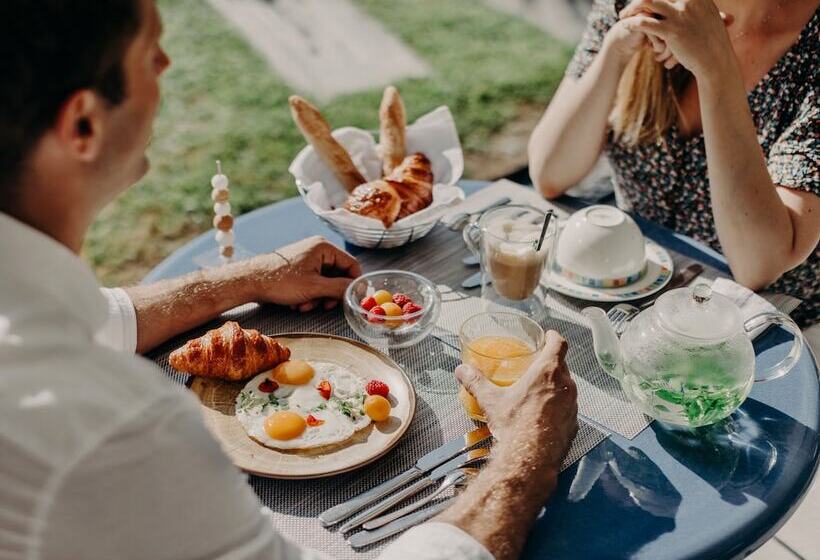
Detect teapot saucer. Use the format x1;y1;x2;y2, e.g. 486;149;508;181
548;239;673;302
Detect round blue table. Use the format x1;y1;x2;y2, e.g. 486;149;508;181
146;181;819;560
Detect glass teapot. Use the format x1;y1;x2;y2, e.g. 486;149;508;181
583;284;804;428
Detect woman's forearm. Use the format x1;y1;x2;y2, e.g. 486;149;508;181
528;39;629;198
698;57;798;289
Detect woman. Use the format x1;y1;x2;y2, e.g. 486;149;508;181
529;0;819;326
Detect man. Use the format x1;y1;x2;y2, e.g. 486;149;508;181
0;1;578;559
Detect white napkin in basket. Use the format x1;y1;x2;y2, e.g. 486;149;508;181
290;106;465;230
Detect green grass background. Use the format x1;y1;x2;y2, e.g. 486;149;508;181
83;0;571;286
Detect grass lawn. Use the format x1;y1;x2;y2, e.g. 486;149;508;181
83;0;572;286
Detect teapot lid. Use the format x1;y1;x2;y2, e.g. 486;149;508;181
654;284;742;340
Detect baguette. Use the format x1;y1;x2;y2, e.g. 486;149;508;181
289;95;366;192
378;86;407;176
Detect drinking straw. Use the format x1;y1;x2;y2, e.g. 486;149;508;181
536;210;554;252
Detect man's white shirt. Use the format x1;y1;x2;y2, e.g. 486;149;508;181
0;212;492;560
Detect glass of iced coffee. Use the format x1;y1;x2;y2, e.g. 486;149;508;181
463;205;556;316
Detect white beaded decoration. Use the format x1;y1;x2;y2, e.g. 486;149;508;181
211;160;235;263
213;202;232;216
215;230;234;246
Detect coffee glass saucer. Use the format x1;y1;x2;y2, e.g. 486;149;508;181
547;239;673;302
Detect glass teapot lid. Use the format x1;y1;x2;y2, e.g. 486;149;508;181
654;284;743;341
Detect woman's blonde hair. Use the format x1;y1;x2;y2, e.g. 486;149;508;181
610;48;691;146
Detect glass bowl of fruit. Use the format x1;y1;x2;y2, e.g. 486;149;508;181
343;270;441;349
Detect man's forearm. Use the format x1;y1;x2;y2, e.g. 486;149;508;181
124;258;274;353
436;441;560;560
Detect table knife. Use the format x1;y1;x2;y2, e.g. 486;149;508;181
461;271;484;289
319;426;491;527
348;497;455;549
339;447;490;533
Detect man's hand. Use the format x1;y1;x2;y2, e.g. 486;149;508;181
455;331;578;470
126;236;361;353
436;332;578;560
250;236;362;312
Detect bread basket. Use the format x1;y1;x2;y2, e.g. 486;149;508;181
290;106;465;249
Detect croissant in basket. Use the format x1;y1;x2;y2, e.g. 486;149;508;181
169;321;290;381
344;153;433;227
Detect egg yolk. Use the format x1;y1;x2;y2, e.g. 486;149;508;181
364;395;391;422
264;411;306;440
273;360;315;385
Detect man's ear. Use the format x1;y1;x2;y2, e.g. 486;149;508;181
54;90;105;162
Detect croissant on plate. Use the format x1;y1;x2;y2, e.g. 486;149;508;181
169;321;291;381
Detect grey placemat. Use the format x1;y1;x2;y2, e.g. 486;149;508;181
149;304;606;559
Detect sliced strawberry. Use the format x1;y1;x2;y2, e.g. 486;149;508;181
402;302;423;315
392;293;412;308
360;295;378;311
368;306;386;323
316;380;332;400
258;379;279;393
306;414;325;427
366;379;390;398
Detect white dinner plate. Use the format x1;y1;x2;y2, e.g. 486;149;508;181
189;333;416;479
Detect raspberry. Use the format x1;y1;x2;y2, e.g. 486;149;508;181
392;293;412;308
402;302;423;315
360;296;378;311
366;380;390;397
368;306;386;323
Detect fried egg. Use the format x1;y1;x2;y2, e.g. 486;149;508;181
235;361;371;450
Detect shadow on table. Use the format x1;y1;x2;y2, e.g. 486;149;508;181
653;398;817;507
249;395;443;519
524;439;681;559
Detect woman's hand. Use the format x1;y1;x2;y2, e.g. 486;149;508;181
249;236;362;312
602;14;655;65
620;0;735;78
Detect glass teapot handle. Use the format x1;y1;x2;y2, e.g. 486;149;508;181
744;311;804;382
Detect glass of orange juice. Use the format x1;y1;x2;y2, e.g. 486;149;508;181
458;312;545;422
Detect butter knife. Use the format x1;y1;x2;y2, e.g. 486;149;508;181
319;426;491;527
340;447;490;533
349;498;455;549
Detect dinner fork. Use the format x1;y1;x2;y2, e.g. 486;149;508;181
605;263;704;335
362;468;478;530
607;304;639;336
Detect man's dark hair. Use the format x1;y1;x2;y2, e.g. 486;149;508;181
0;0;142;206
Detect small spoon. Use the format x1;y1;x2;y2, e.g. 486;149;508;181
362;468;478;530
